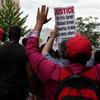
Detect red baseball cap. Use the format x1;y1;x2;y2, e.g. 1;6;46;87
0;28;4;40
66;34;92;58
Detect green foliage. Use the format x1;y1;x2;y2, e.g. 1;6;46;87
0;0;30;41
76;16;100;48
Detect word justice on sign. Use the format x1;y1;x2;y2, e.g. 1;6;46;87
55;6;74;15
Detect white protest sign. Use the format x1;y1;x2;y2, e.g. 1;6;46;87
54;6;76;43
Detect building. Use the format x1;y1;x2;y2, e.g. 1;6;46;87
40;28;52;44
0;0;20;8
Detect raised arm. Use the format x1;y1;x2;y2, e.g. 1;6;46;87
26;5;59;82
33;5;52;36
42;26;58;55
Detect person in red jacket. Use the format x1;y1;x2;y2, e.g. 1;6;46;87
26;5;100;100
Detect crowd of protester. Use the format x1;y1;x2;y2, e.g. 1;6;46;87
0;5;100;100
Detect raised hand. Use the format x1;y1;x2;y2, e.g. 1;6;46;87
36;5;52;25
34;5;52;32
50;26;58;38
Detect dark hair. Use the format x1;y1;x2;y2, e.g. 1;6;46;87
94;50;100;65
9;26;21;42
54;50;60;59
59;40;67;59
22;38;28;46
40;43;56;58
40;44;45;51
68;53;91;65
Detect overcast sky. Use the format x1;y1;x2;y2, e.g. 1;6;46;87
20;0;100;29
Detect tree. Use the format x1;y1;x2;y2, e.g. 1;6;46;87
0;0;30;41
76;16;100;48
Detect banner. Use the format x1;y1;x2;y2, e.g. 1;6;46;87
54;6;76;43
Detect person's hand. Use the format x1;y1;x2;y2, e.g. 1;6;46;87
50;26;58;38
36;5;52;25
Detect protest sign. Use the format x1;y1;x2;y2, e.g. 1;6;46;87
54;6;76;43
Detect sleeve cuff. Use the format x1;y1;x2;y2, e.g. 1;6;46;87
29;29;40;37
